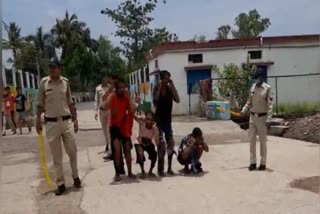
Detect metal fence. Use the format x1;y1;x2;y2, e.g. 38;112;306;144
191;72;320;116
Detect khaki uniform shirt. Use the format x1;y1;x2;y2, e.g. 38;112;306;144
38;76;73;118
242;82;273;120
94;84;109;113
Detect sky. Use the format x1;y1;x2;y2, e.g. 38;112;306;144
3;0;320;45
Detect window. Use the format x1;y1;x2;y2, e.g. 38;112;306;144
146;66;150;82
248;50;262;60
188;54;203;63
16;72;22;88
5;69;13;86
155;60;159;69
35;77;39;89
23;72;28;88
29;73;33;88
140;69;145;83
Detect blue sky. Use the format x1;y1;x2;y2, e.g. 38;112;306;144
3;0;320;45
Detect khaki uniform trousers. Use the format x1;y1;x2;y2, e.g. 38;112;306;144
46;119;78;186
249;115;267;165
99;110;110;151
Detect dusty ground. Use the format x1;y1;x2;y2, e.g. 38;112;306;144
1;102;319;214
283;113;320;144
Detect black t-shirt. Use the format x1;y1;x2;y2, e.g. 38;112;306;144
153;83;173;120
15;94;26;112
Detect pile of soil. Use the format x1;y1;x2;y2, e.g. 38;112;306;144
282;113;320;144
290;176;319;194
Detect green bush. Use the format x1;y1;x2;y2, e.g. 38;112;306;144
277;102;320;114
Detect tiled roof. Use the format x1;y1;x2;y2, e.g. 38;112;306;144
146;34;320;61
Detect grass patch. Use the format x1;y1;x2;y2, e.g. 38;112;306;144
277;102;320;114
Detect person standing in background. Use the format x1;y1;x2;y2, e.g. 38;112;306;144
2;95;7;136
15;87;28;134
94;77;112;159
5;87;17;133
3;88;16;135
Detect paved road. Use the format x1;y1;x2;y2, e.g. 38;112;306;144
1;102;319;214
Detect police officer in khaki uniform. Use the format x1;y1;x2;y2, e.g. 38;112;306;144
36;59;81;196
94;77;112;159
241;68;273;171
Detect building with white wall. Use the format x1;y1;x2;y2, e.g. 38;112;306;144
130;34;320;115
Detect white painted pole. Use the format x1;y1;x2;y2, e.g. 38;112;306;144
25;72;30;88
12;68;16;88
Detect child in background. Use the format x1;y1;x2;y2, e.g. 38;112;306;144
134;112;159;178
177;127;209;174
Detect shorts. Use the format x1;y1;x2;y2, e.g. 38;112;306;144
156;118;173;142
134;143;157;163
177;151;191;165
109;126;133;150
17;111;26;121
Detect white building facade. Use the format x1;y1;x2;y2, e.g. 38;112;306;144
130;35;320;115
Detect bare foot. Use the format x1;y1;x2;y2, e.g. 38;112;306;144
167;169;175;176
140;172;146;179
148;172;156;177
114;175;121;182
128;173;137;179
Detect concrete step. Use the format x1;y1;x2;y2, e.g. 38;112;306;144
268;125;289;136
270;118;285;126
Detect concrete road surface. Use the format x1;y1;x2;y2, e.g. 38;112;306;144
0;102;319;214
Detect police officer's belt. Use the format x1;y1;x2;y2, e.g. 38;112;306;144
45;115;71;122
251;112;267;117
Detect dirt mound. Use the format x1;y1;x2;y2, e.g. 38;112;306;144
283;113;320;144
290;176;319;194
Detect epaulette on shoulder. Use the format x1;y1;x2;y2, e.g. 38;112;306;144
263;82;271;89
41;76;49;83
61;77;69;82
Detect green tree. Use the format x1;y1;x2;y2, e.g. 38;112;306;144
25;27;56;77
192;34;207;43
101;0;177;72
232;9;271;38
2;22;24;66
213;55;255;111
51;11;90;61
216;25;231;40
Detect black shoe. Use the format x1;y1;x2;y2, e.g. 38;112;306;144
103;153;113;161
55;184;66;196
73;177;81;188
258;165;266;171
248;164;256;171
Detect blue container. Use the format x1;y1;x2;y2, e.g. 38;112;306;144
206;101;231;120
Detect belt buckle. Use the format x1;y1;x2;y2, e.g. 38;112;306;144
253;113;258;117
57;117;63;122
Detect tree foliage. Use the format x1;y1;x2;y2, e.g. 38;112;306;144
2;22;24;65
216;25;231;40
216;9;271;39
101;0;177;72
232;9;271;38
213;56;256;111
192;35;207;43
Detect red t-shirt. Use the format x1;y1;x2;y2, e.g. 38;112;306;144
108;93;130;127
4;95;15;112
121;113;134;138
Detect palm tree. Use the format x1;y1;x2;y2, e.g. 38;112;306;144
2;22;24;66
25;27;56;78
51;11;90;60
